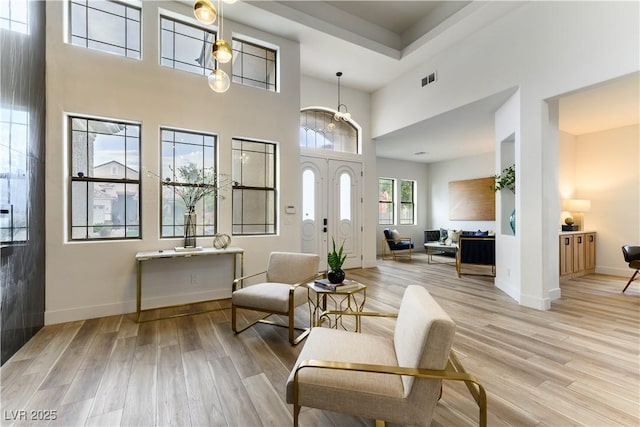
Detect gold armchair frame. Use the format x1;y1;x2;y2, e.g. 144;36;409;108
291;311;487;427
232;271;322;345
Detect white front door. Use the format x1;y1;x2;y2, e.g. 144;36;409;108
301;156;362;271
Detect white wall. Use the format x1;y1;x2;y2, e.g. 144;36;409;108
562;125;640;276
372;1;639;309
426;152;496;232
45;1;302;323
375;157;429;253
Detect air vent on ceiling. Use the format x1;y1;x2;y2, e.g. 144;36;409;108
421;71;437;87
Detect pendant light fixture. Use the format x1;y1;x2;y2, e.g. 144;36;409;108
212;0;232;63
333;72;351;122
208;69;230;93
193;0;217;25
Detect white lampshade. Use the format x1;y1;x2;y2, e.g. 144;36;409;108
562;199;591;213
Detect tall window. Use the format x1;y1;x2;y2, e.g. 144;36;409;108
232;38;277;92
160;128;217;238
299;109;359;154
69;0;141;59
400;180;416;225
69;116;140;240
160;16;215;76
232;139;276;235
1;0;29;34
378;178;394;225
1;107;29;244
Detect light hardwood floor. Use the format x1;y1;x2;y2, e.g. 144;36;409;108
1;252;639;426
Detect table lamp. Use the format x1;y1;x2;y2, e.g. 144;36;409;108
562;199;591;231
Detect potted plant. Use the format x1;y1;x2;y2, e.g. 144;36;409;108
327;238;347;284
492;164;516;234
492;164;515;193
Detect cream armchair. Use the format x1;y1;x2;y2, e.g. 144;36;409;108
286;285;486;426
232;252;320;345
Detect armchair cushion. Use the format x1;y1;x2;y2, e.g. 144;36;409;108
285;328;403;403
232;282;308;312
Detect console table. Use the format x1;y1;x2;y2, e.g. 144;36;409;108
135;246;244;322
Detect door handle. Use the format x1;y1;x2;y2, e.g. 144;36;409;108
323;218;327;233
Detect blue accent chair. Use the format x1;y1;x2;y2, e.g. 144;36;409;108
382;229;414;259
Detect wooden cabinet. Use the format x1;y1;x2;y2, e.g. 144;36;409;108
559;232;596;278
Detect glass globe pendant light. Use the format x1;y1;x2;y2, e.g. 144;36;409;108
208;69;230;93
333;72;352;122
193;0;217;25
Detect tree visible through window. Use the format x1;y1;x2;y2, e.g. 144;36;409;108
69;116;140;240
160;128;217;238
400;180;416;225
232;138;276;235
378;178;394;225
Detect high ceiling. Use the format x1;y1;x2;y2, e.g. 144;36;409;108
212;1;639;163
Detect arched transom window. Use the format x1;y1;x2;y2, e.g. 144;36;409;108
299;109;359;154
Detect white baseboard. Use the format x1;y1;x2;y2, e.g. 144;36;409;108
495;278;520;303
595;266;629;277
548;287;562;300
520;294;551;310
45;289;231;325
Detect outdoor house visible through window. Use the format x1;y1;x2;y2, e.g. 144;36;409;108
160;128;217;239
0;0;29;34
400;179;416;225
299;109;359;154
1;107;29;244
378;178;394;225
160;15;215;75
69;0;141;59
69;116;141;240
232;38;277;92
232;138;276;235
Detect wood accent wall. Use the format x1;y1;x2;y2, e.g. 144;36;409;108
448;177;496;220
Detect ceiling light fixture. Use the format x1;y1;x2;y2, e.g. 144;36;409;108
212;0;232;63
193;0;217;25
208;68;230;93
333;72;351;122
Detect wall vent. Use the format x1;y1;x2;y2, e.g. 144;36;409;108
421;71;437;87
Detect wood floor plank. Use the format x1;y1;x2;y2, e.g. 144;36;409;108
39;319;101;390
120;344;157;426
210;356;262;426
243;373;292;426
1;252;638;427
181;349;226;426
89;336;136;418
49;398;93;427
156;344;191;426
61;331;117;405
